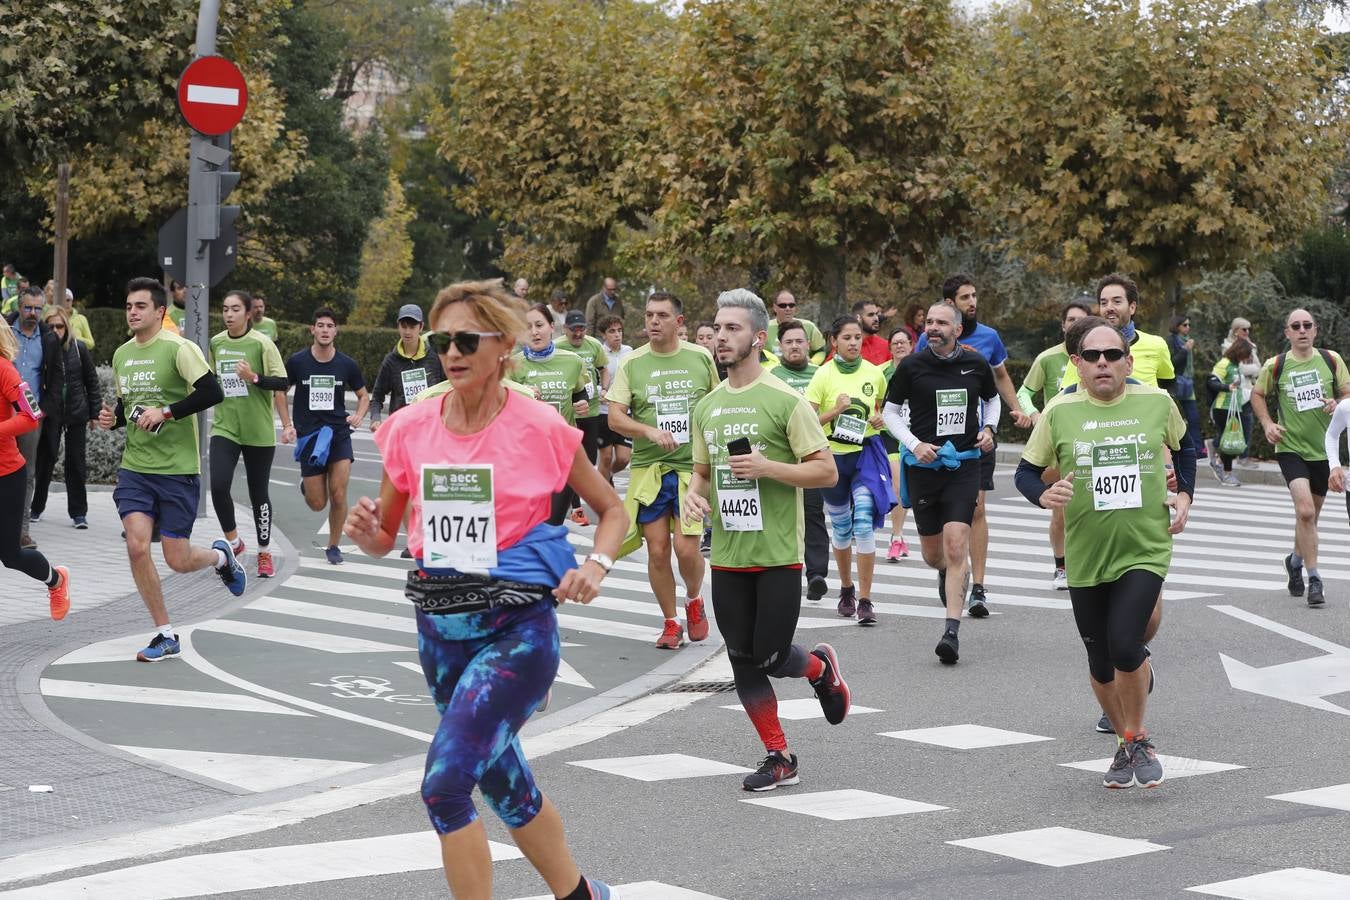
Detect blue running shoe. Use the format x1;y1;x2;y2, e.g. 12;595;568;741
213;538;247;596
325;544;344;565
583;877;613;899
137;632;181;662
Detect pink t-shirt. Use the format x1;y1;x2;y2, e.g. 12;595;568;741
374;388;581;558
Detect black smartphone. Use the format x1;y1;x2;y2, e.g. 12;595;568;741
727;437;752;456
130;404;164;434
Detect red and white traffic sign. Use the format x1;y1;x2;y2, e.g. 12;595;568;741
177;55;249;136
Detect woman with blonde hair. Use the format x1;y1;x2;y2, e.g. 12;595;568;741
31;306;101;528
345;280;625;899
0;325;71;618
1218;317;1261;467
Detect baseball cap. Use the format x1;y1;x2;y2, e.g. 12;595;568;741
564;310;586;328
397;304;423;323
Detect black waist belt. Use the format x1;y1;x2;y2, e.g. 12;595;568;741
405;570;552;614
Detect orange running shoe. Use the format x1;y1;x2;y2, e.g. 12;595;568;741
48;566;70;621
655;619;684;650
685;597;709;642
257;550;275;578
569;507;591;526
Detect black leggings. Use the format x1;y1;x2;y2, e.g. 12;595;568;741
1068;569;1163;684
711;567;819;752
209;436;275;546
0;467;54;583
571;419;602;510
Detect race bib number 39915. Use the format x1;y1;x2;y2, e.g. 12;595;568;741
421;464;497;570
1091;443;1142;511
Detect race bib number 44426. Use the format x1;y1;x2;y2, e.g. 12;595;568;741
1091;443;1142;511
421;464;497;570
715;466;762;532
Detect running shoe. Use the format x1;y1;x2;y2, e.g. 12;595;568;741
806;575;829;603
325;544;344;566
742;751;800;792
581;877;613;900
1284;553;1304;597
29;511;42;523
1051;568;1068;590
569;507;591;526
1095;714;1115;734
856;598;877;626
685;597;709;642
1208;454;1224;482
137;632;181;663
72;516;88;529
1220;472;1241;487
1129;736;1164;788
935;628;959;664
896;538;909;558
967;583;990;618
836;585;856;618
400;547;413;559
48;566;70;621
655;619;683;650
1307;576;1325;608
1103;741;1133;788
20;534;36;550
230;537;246;557
257;550;275;579
936;568;947;607
699;529;712;554
810;643;851;724
212;538;247;596
886;539;902;562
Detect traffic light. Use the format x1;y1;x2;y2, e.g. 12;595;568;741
191;136;239;243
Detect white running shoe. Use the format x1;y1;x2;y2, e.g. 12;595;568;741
1051;568;1068;590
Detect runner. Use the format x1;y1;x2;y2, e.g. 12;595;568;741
771;319;830;603
346;278;625;900
370;304;445;432
98;277;246;661
595;314;632;486
883;302;998;662
684;289;850;792
606;291;717;649
1016;315;1195;788
916;274;1029;614
513;304;593;526
805;315;892;625
282;307;370;566
0;325;71;620
765;290;825;356
560;309;611;525
1326;394;1350;524
1251;308;1350;607
882;326;913;562
250;294;279;341
1016;296;1094;588
209;289;291;578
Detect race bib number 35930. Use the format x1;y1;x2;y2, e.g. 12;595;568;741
308;375;336;411
1091;443;1142;511
421;464;497;570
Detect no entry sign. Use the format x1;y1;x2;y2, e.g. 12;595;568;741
177;56;248;136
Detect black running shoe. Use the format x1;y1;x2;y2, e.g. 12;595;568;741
1285;554;1304;597
806;575;828;603
967;583;989;618
742;752;799;792
809;643;850;724
1095;713;1115;734
1308;576;1325;607
935;629;959;664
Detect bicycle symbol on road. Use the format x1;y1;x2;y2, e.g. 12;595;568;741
310;674;431;705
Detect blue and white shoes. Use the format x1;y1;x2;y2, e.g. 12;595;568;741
137;632;181;662
213;538;247;596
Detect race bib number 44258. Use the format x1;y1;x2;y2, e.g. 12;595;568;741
421;464;497;570
1290;369;1325;413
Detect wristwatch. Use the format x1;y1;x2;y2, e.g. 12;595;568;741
160;406;173;420
586;552;614;573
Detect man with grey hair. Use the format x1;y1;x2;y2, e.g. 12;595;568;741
585;277;625;336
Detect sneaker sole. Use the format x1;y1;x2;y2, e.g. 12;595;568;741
806;578;828;602
744;774;800;792
1103;778;1133;789
967;601;989;619
136;650;180;663
857;617;877;626
935;642;959;664
1136;773;1164;788
1095;722;1115;734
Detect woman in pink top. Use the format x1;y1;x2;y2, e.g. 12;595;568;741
346;280;625;900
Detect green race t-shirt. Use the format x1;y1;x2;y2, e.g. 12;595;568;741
254;317;278;341
606;341;718;471
1211;357;1242;412
1022;342;1071;409
512;347;591;426
767;319;825;355
692;371;829;569
561;334;609;418
210;328;287;447
112;330;212;475
772;361;818;395
803;358;888;454
1022;383;1187;587
167;305;185;328
1254;350;1350;460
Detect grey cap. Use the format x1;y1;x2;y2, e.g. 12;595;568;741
397;304;423;323
564;310;586;328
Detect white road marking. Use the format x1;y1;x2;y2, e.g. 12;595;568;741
38;679;311;717
569;752;751;781
553;656;593;689
722;698;881;720
251;595;413;633
948;826;1170;867
879;724;1054;749
1268;782;1350;812
283;574;408;605
555;613;659;642
111;746;370;793
1212;604;1350;716
198;619;411;654
741;788;947;820
1059;755;1244;779
1187;867;1350;899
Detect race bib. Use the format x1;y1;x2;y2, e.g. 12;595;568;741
715;466;762;532
936;389;967;436
401;367;429;402
656;397;691;445
218;359;248;398
833;413;866;445
584;379;596;400
308;375;336;411
421;464;498;571
1290;369;1324;413
1091;443;1142;511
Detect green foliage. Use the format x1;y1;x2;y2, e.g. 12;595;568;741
312;0;452;101
960;0;1348;304
351;174;416;325
1272;223;1350;307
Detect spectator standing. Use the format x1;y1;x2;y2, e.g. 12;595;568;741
1167;314;1207;459
166;280;188;330
765;290;825;356
1207;337;1254;487
30;306;100;528
1221;317;1262;467
10;286;64;548
1;264;21;313
901;302;926;346
369;304;445;432
584;277;625;335
548;288;570;336
60;288;95;350
513;277;530;300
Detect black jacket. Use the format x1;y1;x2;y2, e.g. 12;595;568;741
370;344;445;420
57;338;101;423
5;317;66;424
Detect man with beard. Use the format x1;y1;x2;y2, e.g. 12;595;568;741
852;299;892;366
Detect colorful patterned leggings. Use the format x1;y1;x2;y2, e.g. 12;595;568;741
416;600;559;834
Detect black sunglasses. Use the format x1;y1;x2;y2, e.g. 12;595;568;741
1288;321;1315;331
426;330;502;355
775;303;796;309
1079;347;1127;363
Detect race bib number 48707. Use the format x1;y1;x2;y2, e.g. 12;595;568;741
421;464;497;571
1091;443;1142;511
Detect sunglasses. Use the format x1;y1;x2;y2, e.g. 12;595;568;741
1079;347;1127;363
775;303;796;309
426;330;502;356
1288;321;1315;331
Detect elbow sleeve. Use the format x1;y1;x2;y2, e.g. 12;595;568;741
1014;459;1050;507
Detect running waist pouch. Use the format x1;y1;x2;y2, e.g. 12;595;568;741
405;570;552;615
293;425;333;467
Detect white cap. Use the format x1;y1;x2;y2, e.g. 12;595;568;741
64;288;73;300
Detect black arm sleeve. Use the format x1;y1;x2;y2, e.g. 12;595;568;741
572;388;589;404
168;372;224;421
1158;376;1177;392
1014;459;1051;508
79;342;101;420
254;374;289;391
1173;431;1197;498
